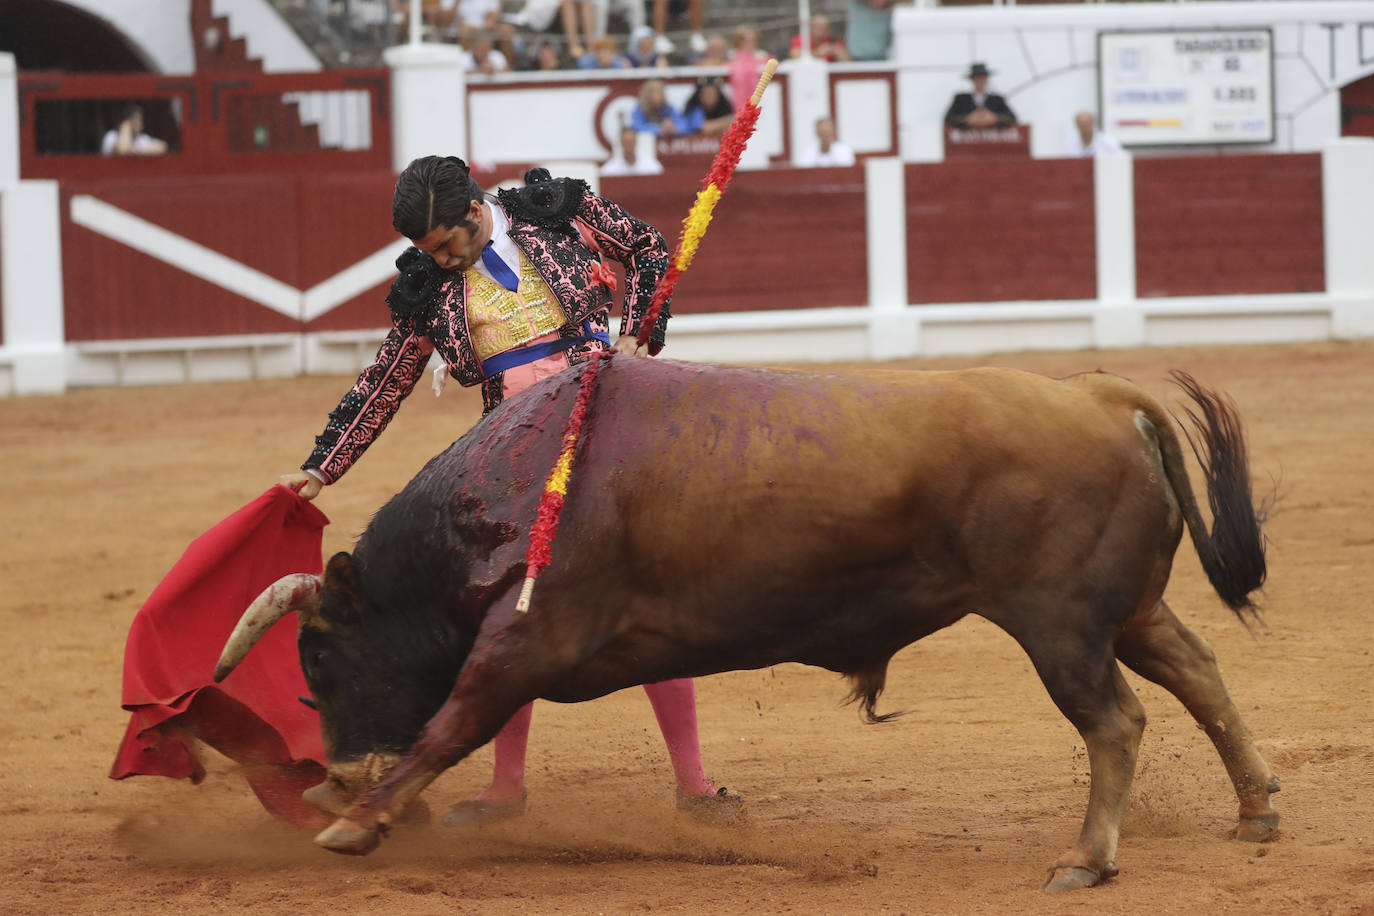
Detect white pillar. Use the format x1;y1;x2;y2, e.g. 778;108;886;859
1322;137;1374;338
1091;151;1143;348
0;53;18;187
865;157;916;359
2;181;66;394
383;43;467;172
785;56;829;166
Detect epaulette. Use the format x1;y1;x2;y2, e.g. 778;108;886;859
385;246;443;322
496;168;588;230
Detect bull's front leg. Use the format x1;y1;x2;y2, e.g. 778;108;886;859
315;638;547;855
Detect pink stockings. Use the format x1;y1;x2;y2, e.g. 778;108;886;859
474;677;715;802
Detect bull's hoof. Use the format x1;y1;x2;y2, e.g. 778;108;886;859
315;818;381;856
1268;774;1282;794
1044;866;1101;892
302;780;351;818
1236;812;1280;843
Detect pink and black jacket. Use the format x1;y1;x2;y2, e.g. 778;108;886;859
302;176;671;484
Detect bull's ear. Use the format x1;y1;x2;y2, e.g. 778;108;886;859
322;551;362;624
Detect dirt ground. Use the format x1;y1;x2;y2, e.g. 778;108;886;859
3;340;1373;915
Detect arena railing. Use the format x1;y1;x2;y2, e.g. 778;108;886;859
17;69;391;180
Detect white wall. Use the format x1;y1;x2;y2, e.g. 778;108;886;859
465;68;787;164
893;0;1374;159
0;54;17;188
211;0;322;72
61;0;196;73
1;182;65;395
56;0;320;75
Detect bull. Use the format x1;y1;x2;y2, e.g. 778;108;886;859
214;358;1277;890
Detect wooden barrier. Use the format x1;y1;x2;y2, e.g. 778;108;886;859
904;158;1096;304
1134;154;1324;298
18;69;391;181
603;165;870;314
60;172;399;341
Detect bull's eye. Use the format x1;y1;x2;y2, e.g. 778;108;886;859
311;650;326;667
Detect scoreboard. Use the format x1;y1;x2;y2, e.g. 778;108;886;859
1098;28;1275;147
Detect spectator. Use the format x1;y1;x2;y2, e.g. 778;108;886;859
630;78;684;136
505;0;591;59
653;0;706;57
602;125;664;176
944;62;1017;128
589;0;647;42
1067;110;1124;156
846;0;896;62
530;41;566;71
461;33;510;73
101;105;168;156
577;35;626;70
456;0;500;44
789;14;851;63
795;116;855;167
691;32;729;67
680;77;734;137
728;25;770;114
626;25;669;68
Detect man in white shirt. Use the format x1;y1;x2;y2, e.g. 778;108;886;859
601;126;664;176
1068;111;1124;157
101;105;168;156
795;117;856;167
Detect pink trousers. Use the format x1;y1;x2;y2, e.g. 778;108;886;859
477;339;714;801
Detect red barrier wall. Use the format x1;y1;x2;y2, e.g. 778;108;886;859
47;155;1331;346
904;159;1097;304
61;172;398;340
1133;154;1324;298
603;165;869;314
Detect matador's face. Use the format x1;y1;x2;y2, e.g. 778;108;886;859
412;199;491;272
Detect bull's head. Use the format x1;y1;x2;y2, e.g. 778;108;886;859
214;552;470;815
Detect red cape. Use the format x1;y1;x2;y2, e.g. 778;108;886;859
110;485;331;827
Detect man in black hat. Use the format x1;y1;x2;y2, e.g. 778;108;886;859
944;62;1018;128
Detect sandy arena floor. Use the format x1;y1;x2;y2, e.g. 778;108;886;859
2;340;1372;914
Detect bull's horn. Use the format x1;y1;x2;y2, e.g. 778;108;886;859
213;573;321;682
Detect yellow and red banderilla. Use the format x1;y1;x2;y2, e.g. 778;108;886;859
516;59;780;614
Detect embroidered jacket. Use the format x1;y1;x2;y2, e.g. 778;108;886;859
302;179;671;484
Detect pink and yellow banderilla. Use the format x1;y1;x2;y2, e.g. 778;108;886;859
514;58;780;614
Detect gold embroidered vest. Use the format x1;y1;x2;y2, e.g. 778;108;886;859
465;253;570;361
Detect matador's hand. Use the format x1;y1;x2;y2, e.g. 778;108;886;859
279;471;323;501
613;334;649;357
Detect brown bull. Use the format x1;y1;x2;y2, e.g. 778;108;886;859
215;358;1276;890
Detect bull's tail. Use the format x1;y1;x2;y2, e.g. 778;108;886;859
843;659;905;724
1147;371;1269;621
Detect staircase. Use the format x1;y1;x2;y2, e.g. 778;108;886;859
192;0;324;153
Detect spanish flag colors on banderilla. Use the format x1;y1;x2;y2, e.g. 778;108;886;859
514;59;781;614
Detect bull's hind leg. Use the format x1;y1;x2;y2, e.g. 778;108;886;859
1004;620;1147;891
1115;600;1279;842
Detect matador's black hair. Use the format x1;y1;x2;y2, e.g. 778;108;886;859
392;155;484;240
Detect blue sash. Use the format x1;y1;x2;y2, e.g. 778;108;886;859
480;324;611;377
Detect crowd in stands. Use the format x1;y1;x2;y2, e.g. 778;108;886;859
388;4;1119;173
394;0;898;75
385;1;904;174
